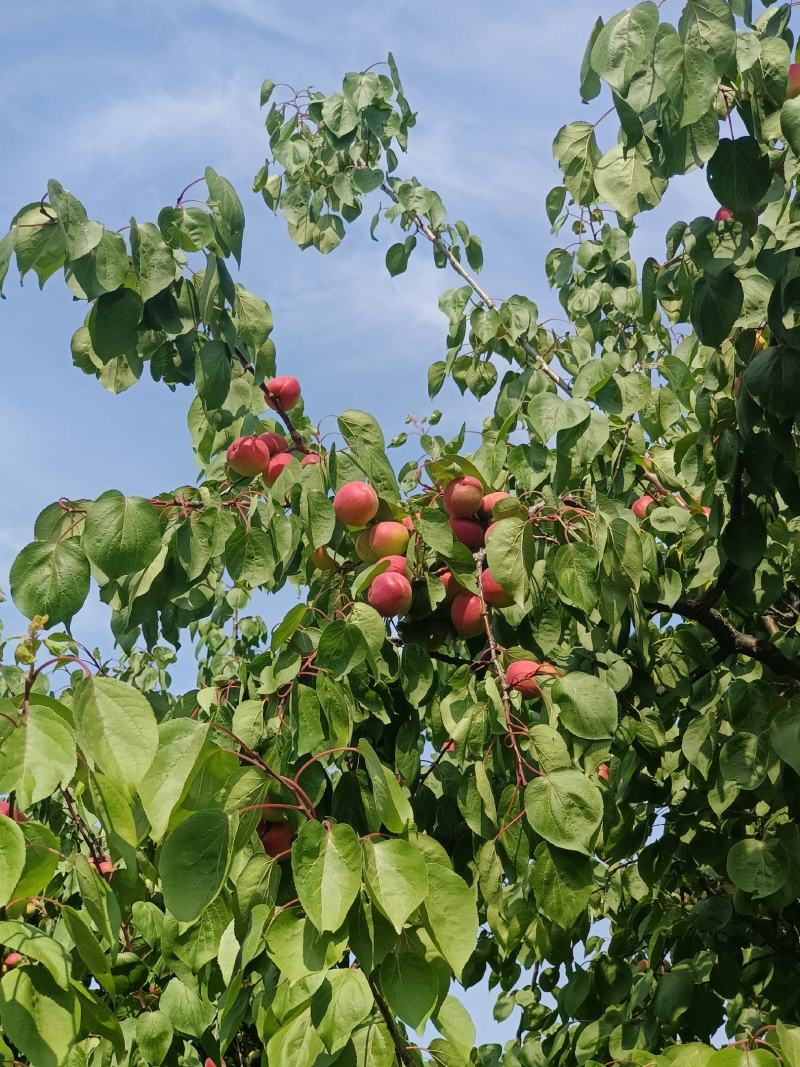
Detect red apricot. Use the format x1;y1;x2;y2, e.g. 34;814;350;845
258;431;288;455
265;453;295;486
261;823;295;858
449;517;485;550
598;763;611;782
451;593;484;638
368;572;413;617
441;740;455;753
301;452;322;466
481;569;514;608
3;953;22;969
227;436;270;476
714;207;734;222
505;660;542;699
382;555;411;576
438;571;459;603
788;62;800;100
481;491;511;519
265;375;301;411
369;521;410;558
0;802;26;823
402;515;415;532
631;495;654;520
443;476;484;518
334;482;379;527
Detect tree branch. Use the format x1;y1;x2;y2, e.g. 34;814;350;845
233;347;309;453
379;181;573;396
366;974;415;1067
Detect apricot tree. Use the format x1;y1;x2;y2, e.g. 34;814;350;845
1;2;800;1066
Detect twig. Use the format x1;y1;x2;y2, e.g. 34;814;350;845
366;974;415;1067
233;347;309;452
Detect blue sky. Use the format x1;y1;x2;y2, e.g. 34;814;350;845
1;0;711;1045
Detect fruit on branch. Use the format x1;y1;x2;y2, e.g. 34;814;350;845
260;823;295;858
227;436;270;476
369;521;410;558
714;207;734;222
2;953;22;970
598;763;611;782
368;571;413;617
451;593;484;637
265;453;295;486
383;555;411;576
333;482;379;526
631;495;654;519
259;431;288;455
536;662;561;678
505;660;542;699
265;375;301;411
310;546;337;571
714;205;758;234
443;475;484;518
301;451;322;466
441;740;455;752
450;517;485;550
402;515;415;532
637;959;649;973
355;529;379;563
89;855;115;876
481;491;511;519
0;802;26;823
438;571;460;602
481;569;514;608
788;63;800;100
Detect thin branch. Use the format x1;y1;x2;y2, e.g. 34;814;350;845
233;347;309;452
366;973;415;1067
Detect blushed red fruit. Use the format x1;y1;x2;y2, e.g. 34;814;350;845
311;546;337;571
89;855;115;876
265;375;301;411
598;762;611;782
536;662;561;678
301;451;322;466
481;491;511;519
441;740;455;753
368;571;413;617
449;517;485;550
265;452;295;486
402;515;415;532
258;431;288;455
481;569;514;608
714;206;734;222
702;506;711;519
383;555;411;576
443;476;484;518
505;660;542;699
355;529;379;562
631;495;654;520
0;802;26;823
715;206;758;234
369;521;410;558
788;63;800;99
227;436;270;476
334;482;379;526
450;593;484;638
3;953;22;969
261;823;295;858
439;571;459;603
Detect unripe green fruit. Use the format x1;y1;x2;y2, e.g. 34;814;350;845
443;475;484;518
227;436;270;476
368;571;413;617
369;521;410;558
310;546;337;571
451;593;483;637
334;482;379;527
355;529;379;563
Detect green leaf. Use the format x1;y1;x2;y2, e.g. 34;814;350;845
486;516;533;602
292;821;362;933
322;92;358;136
422;863;478;978
379;953;438;1032
0;817;27;907
0;704;76;807
362;838;428;933
195;339;231;409
781;98;800;157
205;167;245;265
707;137;771;212
314;969;373;1054
47;179;103;260
0;227;18;296
83;490;162;578
720;732;768;789
726;838;788;898
525;770;603;855
159;977;215;1037
225;526;275;587
317;621;368;679
12;821;61;904
73;676;159;799
678;0;736;78
9;539;90;624
0;922;71;986
553;122;601;205
552;673;618;740
139;720;209;839
338;409;400;499
594;143;667;218
0;966;79;1067
386;236;417;276
136;1010;174;1066
60;906;112;981
160;809;229;921
770;705;800;775
743;347;800;419
590;2;659;94
357;740;413;833
532;843;594;928
130;220;176;301
691;272;743;348
554;543;599;613
88;287;142;360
